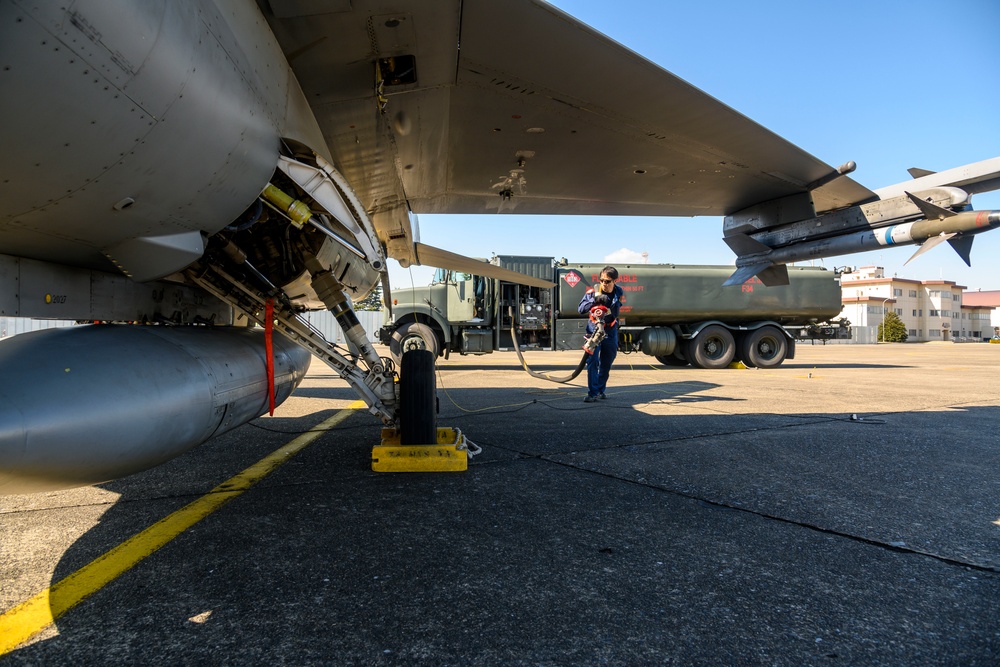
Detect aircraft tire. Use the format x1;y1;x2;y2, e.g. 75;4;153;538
390;322;440;367
687;325;736;369
739;326;787;368
399;349;438;445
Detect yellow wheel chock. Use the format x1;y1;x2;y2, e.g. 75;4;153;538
372;427;476;472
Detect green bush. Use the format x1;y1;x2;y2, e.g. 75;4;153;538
877;311;909;342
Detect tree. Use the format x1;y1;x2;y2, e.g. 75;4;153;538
877;310;908;343
354;282;384;311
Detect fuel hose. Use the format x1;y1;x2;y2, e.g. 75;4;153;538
508;307;588;383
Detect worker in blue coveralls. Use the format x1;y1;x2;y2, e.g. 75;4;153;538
578;266;623;403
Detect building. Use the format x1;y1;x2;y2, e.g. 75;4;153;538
962;290;1000;338
0;316;79;340
839;267;996;343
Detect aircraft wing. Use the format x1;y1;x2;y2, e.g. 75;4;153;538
260;0;876;265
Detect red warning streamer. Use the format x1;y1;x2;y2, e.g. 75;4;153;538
265;298;276;416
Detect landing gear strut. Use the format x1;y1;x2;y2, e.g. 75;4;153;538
186;261;402;424
187;261;438;438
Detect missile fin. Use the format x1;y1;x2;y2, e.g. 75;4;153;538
723;264;771;287
907;167;936;179
905;191;957;220
904;232;956;265
722;262;789;287
722;233;772;257
947;235;975;266
756;264;790;287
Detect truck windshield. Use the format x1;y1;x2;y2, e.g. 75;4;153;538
431;270;475;285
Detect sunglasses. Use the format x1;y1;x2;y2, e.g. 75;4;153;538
599;278;615;284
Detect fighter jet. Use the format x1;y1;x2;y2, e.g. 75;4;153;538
2;0;998;493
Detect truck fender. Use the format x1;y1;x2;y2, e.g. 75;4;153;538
679;320;736;340
389;307;451;345
733;320;795;340
683;320;793;340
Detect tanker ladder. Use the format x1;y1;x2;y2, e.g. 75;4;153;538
185;262;397;425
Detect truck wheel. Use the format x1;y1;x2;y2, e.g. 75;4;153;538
390;322;440;367
399;350;437;445
739;326;787;368
655;352;688;367
686;325;735;369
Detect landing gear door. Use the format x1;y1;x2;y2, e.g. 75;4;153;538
446;272;476;322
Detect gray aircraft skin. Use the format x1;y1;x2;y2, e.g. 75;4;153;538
1;0;998;493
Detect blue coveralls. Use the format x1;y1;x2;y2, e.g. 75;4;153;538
578;284;623;398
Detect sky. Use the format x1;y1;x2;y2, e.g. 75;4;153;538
388;0;1000;293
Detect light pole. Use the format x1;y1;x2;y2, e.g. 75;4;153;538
880;298;890;343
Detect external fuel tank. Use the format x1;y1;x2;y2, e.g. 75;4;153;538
556;265;841;326
0;325;311;494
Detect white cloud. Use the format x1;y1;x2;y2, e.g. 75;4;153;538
604;248;649;265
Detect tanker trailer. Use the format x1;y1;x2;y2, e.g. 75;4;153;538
555;264;844;368
381;258;845;369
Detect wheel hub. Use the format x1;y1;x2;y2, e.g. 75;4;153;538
402;336;426;352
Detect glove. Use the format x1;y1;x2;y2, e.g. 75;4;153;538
593;293;610;307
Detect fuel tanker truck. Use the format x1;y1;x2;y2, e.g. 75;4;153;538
379;256;848;369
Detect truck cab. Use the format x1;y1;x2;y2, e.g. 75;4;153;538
380;257;556;365
380;268;492;364
433;268;490;325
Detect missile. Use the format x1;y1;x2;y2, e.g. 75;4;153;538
724;204;1000;287
0;325;311;494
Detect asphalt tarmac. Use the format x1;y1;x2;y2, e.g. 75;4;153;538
2;342;999;665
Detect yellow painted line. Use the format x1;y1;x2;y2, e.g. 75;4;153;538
0;401;366;655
